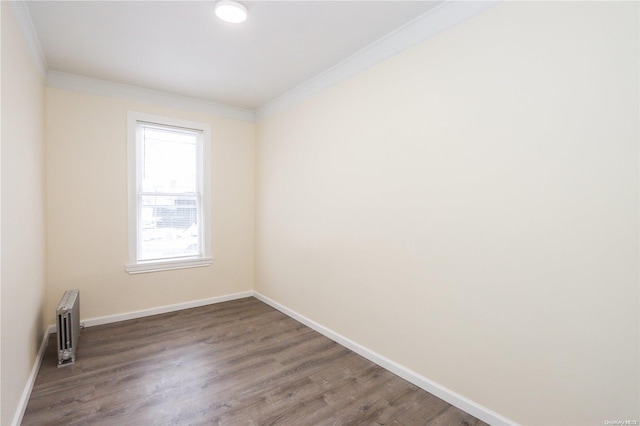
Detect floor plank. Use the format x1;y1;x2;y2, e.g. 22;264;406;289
22;297;487;426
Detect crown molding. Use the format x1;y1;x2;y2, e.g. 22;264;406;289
255;0;499;121
46;71;255;122
14;0;498;123
11;0;253;122
9;0;48;76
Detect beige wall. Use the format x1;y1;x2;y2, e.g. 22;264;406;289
1;3;47;425
45;88;255;323
255;2;639;425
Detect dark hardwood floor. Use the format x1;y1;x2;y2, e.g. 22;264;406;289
23;297;487;425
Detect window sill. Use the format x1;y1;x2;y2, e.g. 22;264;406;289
125;257;213;274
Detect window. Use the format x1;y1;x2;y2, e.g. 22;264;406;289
126;112;211;274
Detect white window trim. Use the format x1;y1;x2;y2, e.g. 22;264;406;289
125;111;212;274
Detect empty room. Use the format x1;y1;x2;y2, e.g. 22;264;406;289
1;1;638;425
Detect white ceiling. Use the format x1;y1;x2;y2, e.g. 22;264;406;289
25;1;444;110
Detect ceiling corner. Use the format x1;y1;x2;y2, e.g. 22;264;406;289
9;1;48;76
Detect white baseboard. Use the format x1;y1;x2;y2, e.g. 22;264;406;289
21;290;514;426
44;291;254;332
253;292;517;426
19;291;253;423
19;291;253;424
12;328;51;426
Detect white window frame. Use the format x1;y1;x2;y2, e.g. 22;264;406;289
125;111;212;274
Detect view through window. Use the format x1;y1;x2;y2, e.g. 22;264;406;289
138;123;201;260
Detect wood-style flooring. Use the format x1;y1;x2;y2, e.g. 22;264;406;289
23;297;487;425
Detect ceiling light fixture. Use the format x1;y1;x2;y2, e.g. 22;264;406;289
215;0;248;24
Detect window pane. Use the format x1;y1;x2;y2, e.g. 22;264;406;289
142;127;197;193
139;195;199;260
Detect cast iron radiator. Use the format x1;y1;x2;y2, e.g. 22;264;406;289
56;289;80;367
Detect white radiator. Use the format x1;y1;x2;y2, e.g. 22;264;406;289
56;289;80;367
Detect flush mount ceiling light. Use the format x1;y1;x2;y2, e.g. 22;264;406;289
215;0;248;24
